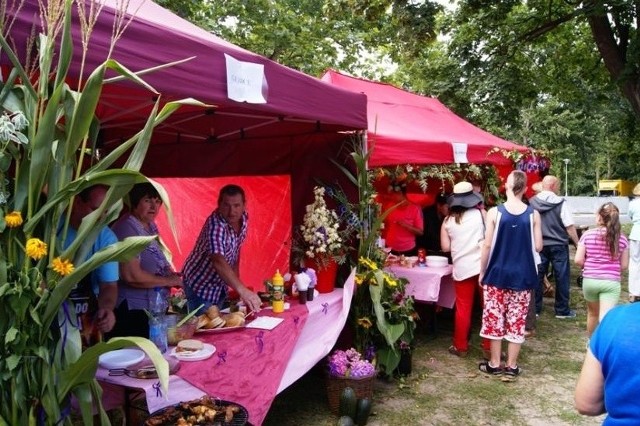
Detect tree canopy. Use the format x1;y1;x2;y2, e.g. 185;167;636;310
158;0;640;193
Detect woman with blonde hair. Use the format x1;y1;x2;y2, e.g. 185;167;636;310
574;202;629;337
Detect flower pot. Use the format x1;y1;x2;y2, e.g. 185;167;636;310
306;257;338;293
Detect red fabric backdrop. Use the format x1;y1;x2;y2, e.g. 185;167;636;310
153;176;292;290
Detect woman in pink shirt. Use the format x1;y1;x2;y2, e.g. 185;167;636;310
575;202;629;337
384;183;423;256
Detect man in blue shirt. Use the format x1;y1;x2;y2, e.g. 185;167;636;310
63;185;119;346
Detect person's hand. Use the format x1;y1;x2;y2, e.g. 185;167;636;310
96;308;115;333
168;273;183;287
239;287;262;313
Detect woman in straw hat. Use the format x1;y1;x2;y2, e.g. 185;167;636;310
441;181;491;358
627;183;640;302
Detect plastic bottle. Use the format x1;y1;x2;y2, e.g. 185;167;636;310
271;270;285;313
148;287;168;353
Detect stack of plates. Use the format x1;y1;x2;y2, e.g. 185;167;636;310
426;256;448;268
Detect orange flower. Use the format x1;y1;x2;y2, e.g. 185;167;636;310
51;257;74;276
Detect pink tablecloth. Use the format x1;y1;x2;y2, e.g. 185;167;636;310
177;303;309;425
386;265;455;308
98;269;355;425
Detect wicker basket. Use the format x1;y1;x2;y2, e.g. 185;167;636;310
325;373;375;415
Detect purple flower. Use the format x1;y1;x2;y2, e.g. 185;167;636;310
328;348;375;378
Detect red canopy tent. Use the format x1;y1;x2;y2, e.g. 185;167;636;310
320;70;540;204
321;70;526;167
4;1;367;283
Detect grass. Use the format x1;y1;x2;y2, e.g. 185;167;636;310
264;239;629;426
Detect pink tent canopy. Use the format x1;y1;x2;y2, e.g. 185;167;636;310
4;1;366;278
321;70;526;167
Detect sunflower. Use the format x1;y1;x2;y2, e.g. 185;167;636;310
357;317;373;329
25;238;47;260
5;211;23;228
51;257;74;276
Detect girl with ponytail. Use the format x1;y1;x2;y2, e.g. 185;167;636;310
575;203;630;337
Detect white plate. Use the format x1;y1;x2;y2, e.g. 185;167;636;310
99;349;145;370
170;343;216;361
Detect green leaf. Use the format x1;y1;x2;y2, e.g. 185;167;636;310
4;327;17;345
42;236;156;330
5;355;19;372
57;337;169;402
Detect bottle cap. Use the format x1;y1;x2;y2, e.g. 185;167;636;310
272;269;284;286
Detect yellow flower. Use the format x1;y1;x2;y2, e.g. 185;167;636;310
25;238;47;260
357;317;373;329
384;276;397;287
5;211;23;228
355;275;364;285
51;257;74;276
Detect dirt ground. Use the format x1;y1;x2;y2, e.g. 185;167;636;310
265;281;608;426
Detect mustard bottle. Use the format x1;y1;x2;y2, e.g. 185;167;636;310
271;269;285;313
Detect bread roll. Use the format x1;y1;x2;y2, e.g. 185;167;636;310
223;312;246;328
197;315;210;330
176;339;203;353
207;316;226;329
206;306;221;320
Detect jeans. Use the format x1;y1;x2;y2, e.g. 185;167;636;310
536;244;571;316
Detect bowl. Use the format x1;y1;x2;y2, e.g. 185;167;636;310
167;316;198;346
426;255;449;268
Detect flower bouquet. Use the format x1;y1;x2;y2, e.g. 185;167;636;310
325;348;376;414
297;186;345;269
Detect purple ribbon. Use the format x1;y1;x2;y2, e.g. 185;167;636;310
293;316;300;326
152;382;162;397
255;331;264;354
216;350;227;366
322;303;329;314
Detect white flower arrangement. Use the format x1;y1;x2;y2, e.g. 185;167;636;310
300;186;343;259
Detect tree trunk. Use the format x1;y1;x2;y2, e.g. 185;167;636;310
587;11;640;119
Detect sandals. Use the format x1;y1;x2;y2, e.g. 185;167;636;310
448;345;468;358
501;365;521;382
478;361;502;375
504;366;520;376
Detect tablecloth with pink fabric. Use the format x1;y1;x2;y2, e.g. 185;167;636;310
176;303;308;425
386;265;455;308
97;269;355;425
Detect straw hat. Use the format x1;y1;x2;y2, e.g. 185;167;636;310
447;182;483;208
633;183;640;196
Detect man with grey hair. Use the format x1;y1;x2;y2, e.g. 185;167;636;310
527;175;580;333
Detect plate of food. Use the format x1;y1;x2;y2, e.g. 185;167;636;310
98;348;145;370
145;396;248;425
195;306;250;334
170;340;216;361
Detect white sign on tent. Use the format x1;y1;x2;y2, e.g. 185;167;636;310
224;53;267;103
452;142;469;163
